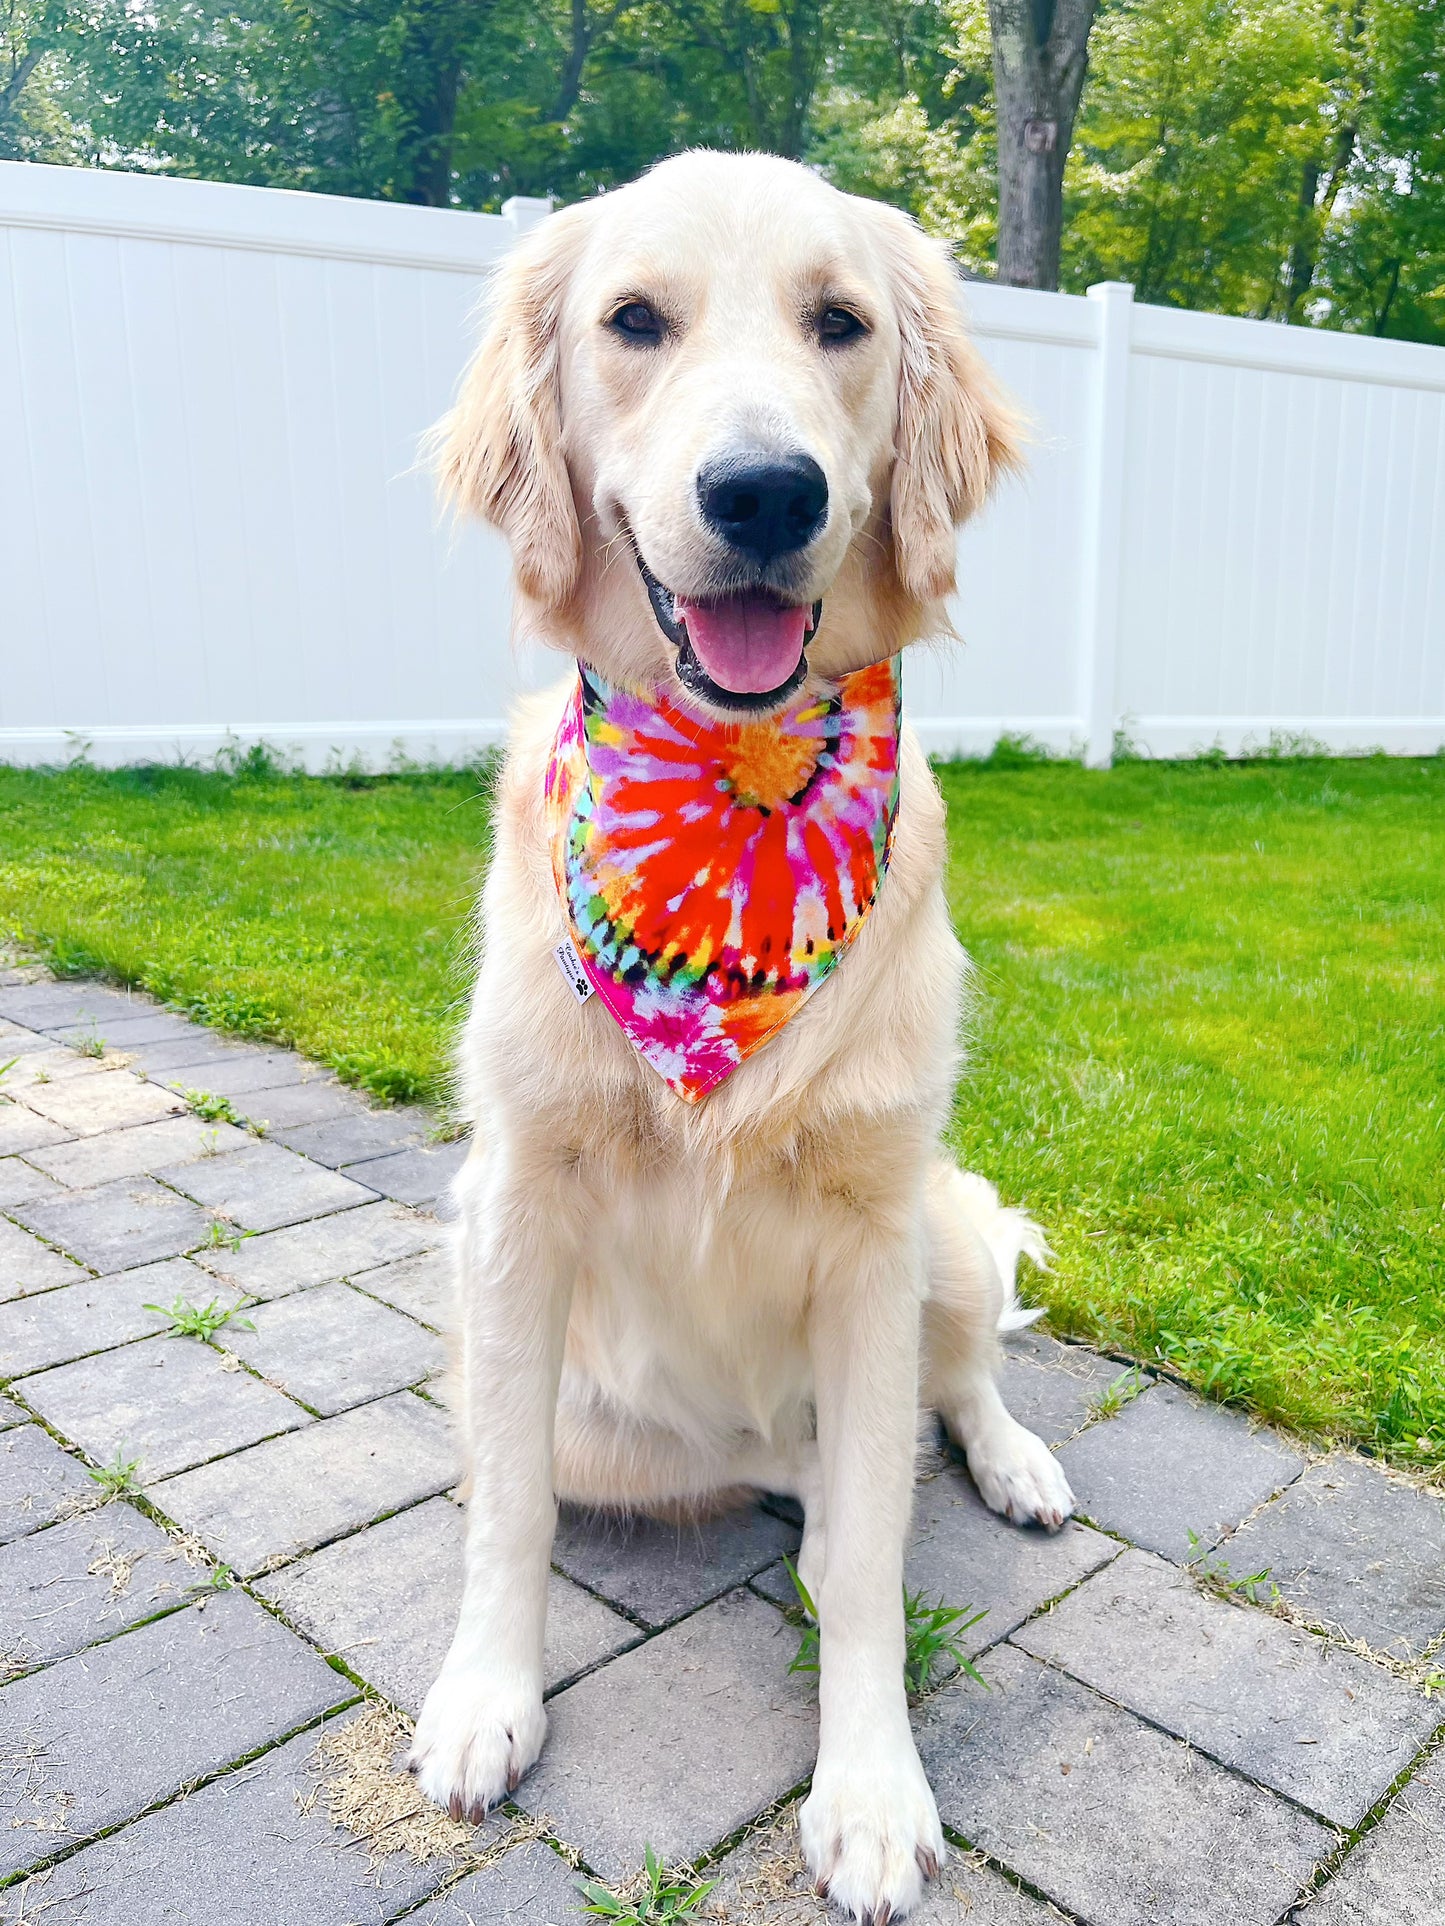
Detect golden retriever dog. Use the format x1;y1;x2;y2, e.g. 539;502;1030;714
410;149;1074;1921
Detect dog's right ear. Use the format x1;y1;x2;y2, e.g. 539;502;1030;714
432;209;587;611
870;204;1023;606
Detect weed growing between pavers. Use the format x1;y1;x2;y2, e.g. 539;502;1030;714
1184;1529;1281;1607
1087;1368;1149;1423
2;754;1444;1460
82;1452;142;1502
781;1558;988;1697
580;1844;717;1926
141;1292;257;1342
182;1089;256;1131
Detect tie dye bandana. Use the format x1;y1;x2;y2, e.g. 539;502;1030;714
545;656;902;1103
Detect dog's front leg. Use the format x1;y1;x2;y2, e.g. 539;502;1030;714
410;1143;578;1820
801;1212;943;1921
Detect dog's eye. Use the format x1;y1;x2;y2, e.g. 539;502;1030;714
609;301;666;343
817;306;866;345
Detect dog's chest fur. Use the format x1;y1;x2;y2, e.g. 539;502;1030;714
458;678;968;1423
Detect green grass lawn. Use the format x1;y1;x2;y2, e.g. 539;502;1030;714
2;751;1442;1467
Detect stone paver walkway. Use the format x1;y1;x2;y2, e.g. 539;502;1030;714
1;964;1442;1925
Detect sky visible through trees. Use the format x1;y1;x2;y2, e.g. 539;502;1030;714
2;0;1442;342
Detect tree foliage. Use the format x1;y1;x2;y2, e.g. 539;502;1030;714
1;0;1440;342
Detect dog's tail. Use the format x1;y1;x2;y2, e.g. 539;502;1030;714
951;1169;1052;1332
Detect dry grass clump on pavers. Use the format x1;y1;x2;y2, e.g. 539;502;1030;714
306;1702;473;1867
304;1700;552;1874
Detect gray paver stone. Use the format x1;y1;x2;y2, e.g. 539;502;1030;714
916;1645;1332;1926
352;1247;453;1329
0;1024;59;1059
1012;1546;1440;1825
1290;1747;1445;1926
50;1010;197;1048
552;1501;799;1630
0;1158;64;1208
27;1113;251;1186
1229;1455;1445;1657
127;1033;272;1075
0;1101;70;1159
157;1140;376;1232
403;1840;588;1925
259;1495;636;1710
13;1176;215;1274
0;1710;469;1926
151;1390;459;1575
0;983;144;1028
18;1333;307;1481
999;1329;1139;1447
0;1502;181;1675
0;1216;86;1303
0;1257;244;1377
907;1469;1117;1655
193;1198;437;1299
0;1427;94;1543
1057;1379;1306;1560
273;1106;429;1168
0;1049;117;1094
704;1807;1058;1926
514;1588;816;1882
223;1078;369;1129
751;1470;1117;1660
0;1590;347;1877
224;1280;443;1413
20;1070;188;1136
0;1396;23;1431
161;1051;323;1098
345;1141;468;1208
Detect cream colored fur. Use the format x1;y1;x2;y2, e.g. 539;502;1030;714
410;150;1073;1924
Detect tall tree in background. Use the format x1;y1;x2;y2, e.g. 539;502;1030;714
1065;0;1337;315
1316;0;1445;339
985;0;1096;286
0;0;90;160
2;0;1440;343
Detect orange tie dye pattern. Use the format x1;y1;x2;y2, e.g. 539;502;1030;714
546;657;902;1102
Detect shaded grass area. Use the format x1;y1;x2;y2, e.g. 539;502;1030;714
1;751;1442;1463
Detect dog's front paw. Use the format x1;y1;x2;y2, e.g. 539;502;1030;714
801;1742;944;1922
409;1662;546;1823
967;1419;1074;1531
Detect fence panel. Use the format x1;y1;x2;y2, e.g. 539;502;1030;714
3;160;1443;766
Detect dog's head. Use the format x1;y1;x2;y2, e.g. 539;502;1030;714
436;150;1020;713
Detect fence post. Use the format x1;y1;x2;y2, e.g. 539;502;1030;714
502;195;554;234
1078;281;1134;768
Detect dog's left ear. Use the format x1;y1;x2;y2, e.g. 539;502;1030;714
874;206;1023;605
431;207;588;610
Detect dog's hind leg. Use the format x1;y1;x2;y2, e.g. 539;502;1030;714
922;1160;1074;1530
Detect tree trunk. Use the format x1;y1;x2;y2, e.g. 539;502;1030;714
987;0;1097;289
0;45;44;126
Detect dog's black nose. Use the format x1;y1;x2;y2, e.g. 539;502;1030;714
697;454;828;564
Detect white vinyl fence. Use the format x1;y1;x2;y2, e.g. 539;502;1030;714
3;159;1444;768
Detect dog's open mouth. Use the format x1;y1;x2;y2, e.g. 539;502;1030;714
638;555;820;710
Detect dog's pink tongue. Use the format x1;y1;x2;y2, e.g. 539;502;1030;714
675;596;809;694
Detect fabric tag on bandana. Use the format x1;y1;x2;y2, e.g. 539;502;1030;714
553;940;595;1003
